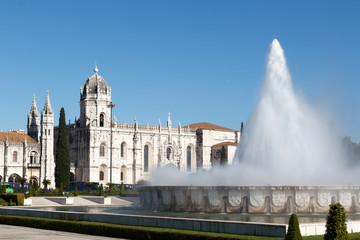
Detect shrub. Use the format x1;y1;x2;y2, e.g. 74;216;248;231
34;182;39;193
59;183;64;195
98;184;104;196
325;203;349;240
0;182;6;194
73;186;78;196
0;215;269;240
29;186;34;197
0;193;25;206
120;182;125;196
0;198;8;206
286;213;302;240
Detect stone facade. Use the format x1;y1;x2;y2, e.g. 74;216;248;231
56;67;240;185
0;92;55;188
1;67;240;188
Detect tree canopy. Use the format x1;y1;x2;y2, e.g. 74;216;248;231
55;107;70;189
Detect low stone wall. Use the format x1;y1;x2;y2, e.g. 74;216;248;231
0;208;286;237
138;186;360;214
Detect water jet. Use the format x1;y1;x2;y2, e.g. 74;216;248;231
139;39;360;214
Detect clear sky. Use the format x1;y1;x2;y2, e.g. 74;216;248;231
1;1;360;141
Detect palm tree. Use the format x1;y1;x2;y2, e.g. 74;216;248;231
19;177;27;193
106;182;116;193
42;179;51;193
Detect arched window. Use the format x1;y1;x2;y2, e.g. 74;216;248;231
121;142;126;158
166;147;171;160
48;129;50;135
144;145;149;172
30;151;38;164
99;164;107;182
99;143;105;157
8;174;20;183
121;165;126;182
13;151;18;162
187;146;191;172
100;114;104;127
70;172;75;182
30;177;38;185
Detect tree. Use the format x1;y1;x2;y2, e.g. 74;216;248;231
106;182;115;193
73;186;78;196
325;203;349;240
19;177;27;193
120;182;126;196
55;108;70;189
85;182;92;193
98;184;104;196
0;181;6;194
286;213;302;240
220;146;228;166
42;179;51;193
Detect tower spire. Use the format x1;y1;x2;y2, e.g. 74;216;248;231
43;91;53;114
30;94;39;116
28;94;40;142
167;112;172;128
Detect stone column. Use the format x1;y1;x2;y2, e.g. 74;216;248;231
4;138;8;181
23;140;27;178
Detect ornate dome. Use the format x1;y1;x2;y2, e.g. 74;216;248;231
82;66;108;97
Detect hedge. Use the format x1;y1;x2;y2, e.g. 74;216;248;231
0;193;24;206
0;215;275;240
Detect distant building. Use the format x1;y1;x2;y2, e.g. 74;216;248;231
0;67;241;188
0;93;55;188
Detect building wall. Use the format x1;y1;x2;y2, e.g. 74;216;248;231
0;141;41;183
200;130;238;169
60;122;198;185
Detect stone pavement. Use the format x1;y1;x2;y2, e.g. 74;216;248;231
0;224;126;239
0;196;137;239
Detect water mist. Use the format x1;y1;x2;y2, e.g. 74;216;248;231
149;39;359;186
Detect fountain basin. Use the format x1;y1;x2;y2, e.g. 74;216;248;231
138;186;360;214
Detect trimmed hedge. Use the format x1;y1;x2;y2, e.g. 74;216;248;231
0;198;8;206
0;215;276;240
0;193;24;206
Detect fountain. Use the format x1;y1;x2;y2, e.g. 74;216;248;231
138;39;360;214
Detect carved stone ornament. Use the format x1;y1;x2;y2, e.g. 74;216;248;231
161;190;171;205
317;192;331;207
152;191;159;205
295;191;310;207
228;190;241;207
272;191;286;207
208;190;220;207
191;190;202;205
250;190;265;207
145;190;152;205
339;192;352;206
175;190;185;205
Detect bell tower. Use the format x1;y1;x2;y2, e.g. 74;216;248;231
79;66;112;128
40;91;55;188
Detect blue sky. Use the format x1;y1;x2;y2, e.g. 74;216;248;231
1;1;360;141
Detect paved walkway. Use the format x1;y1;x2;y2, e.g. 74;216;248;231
0;196;137;239
26;196;137;207
0;224;125;239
